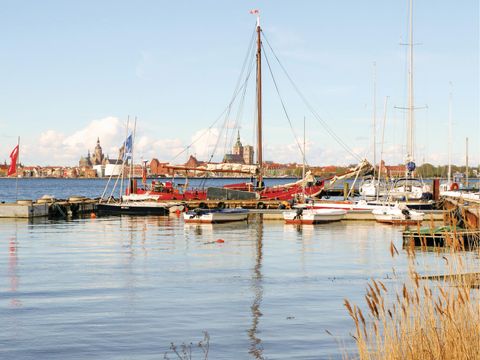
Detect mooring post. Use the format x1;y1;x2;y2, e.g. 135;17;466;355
432;178;440;201
343;183;349;200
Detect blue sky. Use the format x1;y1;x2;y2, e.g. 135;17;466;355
0;0;478;167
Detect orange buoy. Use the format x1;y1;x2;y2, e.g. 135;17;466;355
175;209;181;216
216;239;225;243
450;182;459;191
90;212;97;219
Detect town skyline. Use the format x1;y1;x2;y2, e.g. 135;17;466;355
1;134;477;179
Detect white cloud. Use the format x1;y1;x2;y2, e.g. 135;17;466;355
189;128;222;161
28;117;125;165
14;116;457;167
134;135;184;162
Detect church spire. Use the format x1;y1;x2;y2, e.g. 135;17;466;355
235;130;242;147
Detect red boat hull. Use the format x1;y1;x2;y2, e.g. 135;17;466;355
133;181;324;202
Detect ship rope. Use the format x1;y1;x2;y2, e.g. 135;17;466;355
261;42;308;166
168;25;257;167
262;32;363;162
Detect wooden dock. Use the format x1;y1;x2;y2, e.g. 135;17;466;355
0;197;445;221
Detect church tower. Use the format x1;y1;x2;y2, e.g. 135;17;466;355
232;130;243;157
92;138;105;165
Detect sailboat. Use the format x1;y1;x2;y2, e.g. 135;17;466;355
97;120;177;216
128;11;373;204
439;83;461;195
359;63;389;200
362;0;432;209
283;117;348;224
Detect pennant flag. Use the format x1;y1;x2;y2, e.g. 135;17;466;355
122;134;133;160
249;9;259;15
8;145;19;176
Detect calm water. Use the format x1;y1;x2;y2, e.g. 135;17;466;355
0;179;453;359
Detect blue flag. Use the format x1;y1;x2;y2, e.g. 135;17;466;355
123;134;133;160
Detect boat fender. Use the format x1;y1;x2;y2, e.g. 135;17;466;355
256;202;265;209
450;182;459;191
217;201;226;209
198;202;208;209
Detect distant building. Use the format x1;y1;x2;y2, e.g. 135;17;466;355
0;162;9;176
79;138;104;167
150;158;173;176
379;161;406;178
223;131;254;165
185;155;206;168
79;138;124;176
243;145;254;165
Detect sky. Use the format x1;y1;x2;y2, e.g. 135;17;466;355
0;0;478;167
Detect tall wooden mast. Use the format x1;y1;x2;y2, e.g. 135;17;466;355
255;12;263;187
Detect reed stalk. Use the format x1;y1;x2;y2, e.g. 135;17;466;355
345;233;480;359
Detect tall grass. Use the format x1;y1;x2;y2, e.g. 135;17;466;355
345;239;480;359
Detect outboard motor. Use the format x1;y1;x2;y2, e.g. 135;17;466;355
294;208;303;220
401;208;411;220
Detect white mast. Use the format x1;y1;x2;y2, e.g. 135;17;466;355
447;82;452;185
15;136;20;201
119;116;130;200
302;116;306;199
406;0;415;168
466;137;469;188
372;62;377;176
377;97;389;201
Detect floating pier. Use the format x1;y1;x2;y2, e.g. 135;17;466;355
403;226;480;249
0;197;96;219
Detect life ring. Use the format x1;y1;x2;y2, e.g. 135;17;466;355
450;182;459;191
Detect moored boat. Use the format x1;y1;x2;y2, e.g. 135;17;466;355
372;203;424;225
283;208;346;224
97;201;170;216
303;199;384;212
183;208;249;224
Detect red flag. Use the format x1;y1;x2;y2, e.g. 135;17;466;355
8;145;19;176
249;9;259;14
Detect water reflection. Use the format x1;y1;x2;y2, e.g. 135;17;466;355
248;218;264;359
8;231;21;308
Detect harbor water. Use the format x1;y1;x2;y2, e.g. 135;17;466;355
0;179;462;359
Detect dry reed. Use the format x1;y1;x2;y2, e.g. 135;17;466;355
345;231;480;359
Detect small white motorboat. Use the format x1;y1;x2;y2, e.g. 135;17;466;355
283;208;346;224
183;208;249;224
372;203;424;225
